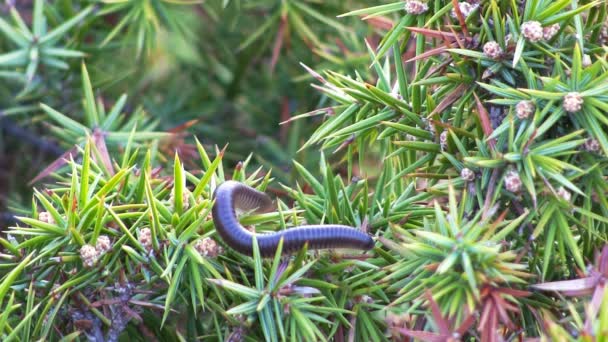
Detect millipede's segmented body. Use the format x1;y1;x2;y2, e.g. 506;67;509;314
211;181;374;257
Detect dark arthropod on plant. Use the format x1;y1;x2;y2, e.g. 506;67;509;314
1;0;608;341
212;180;374;257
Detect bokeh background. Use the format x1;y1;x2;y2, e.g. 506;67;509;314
0;1;385;217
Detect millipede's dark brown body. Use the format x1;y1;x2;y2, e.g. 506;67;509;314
211;181;374;257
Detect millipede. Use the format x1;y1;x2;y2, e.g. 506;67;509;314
211;181;374;257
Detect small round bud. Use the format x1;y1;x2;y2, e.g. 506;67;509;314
582;54;592;68
169;188;190;211
404;0;428;15
521;21;543;42
357;295;374;304
504;170;522;193
95;235;112;254
483;41;503;59
226;327;245;342
584;138;600;152
440;131;449;150
38;211;55;225
194;237;222;257
138;228;153;251
556;187;571;202
451;2;478;19
515;100;535;119
601;23;608;45
385;312;409;327
563;92;584;113
80;244;99;268
542;23;560;40
461;168;475;182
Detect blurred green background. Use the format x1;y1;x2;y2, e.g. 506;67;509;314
0;0;385;216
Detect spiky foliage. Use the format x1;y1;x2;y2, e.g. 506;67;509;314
0;0;91;90
0;139;377;340
2;0;608;341
382;185;529;314
0;1;378;210
292;0;608;339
